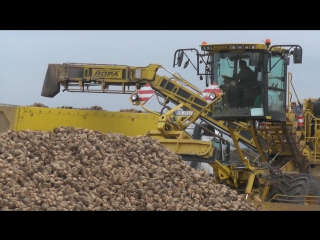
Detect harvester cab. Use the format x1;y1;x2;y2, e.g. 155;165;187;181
173;39;303;122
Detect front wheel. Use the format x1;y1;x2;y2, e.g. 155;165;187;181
269;173;320;205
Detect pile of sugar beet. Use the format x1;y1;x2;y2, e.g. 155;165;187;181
0;127;264;211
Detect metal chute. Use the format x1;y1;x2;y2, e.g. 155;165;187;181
41;64;60;98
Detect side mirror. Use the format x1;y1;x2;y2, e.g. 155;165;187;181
183;59;189;69
284;56;290;65
177;51;184;67
292;47;302;64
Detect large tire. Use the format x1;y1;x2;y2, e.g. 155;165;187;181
270;173;320;205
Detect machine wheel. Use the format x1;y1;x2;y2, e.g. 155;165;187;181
270;173;320;205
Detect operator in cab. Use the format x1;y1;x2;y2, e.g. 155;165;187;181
230;60;257;107
221;59;257;108
233;60;256;87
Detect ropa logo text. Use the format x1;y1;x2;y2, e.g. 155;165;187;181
211;45;229;50
95;71;120;77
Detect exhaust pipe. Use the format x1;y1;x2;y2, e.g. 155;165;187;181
41;64;61;98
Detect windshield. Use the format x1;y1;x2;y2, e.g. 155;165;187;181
209;51;264;119
212;52;260;87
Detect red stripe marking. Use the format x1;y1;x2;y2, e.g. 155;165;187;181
138;89;155;94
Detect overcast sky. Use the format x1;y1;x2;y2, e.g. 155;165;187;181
0;30;318;112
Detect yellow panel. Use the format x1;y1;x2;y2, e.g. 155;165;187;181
156;138;213;157
0;104;217;160
13;106;158;136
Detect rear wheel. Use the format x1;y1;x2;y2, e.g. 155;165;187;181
269;173;320;205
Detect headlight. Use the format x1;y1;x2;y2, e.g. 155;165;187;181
131;93;139;101
209;93;216;100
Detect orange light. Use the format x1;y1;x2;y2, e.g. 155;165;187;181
202;41;207;45
265;38;271;45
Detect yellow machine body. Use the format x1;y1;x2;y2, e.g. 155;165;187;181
3;40;320;210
